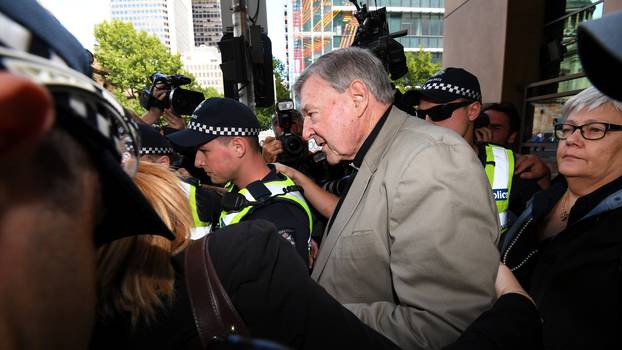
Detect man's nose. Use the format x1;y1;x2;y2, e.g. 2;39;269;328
302;120;313;141
194;150;204;168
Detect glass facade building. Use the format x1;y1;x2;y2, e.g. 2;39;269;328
286;0;444;88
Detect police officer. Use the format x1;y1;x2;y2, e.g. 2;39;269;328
137;123;220;239
414;68;541;232
167;97;313;262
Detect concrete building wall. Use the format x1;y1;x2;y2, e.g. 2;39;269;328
605;0;622;13
442;0;508;103
500;0;545;108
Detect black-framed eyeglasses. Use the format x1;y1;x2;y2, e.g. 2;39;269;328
554;122;622;141
416;101;473;121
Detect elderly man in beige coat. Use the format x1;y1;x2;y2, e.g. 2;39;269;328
293;47;500;349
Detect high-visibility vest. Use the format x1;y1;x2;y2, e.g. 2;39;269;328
178;181;212;240
218;176;313;247
483;144;514;233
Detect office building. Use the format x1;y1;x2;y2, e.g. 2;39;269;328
181;46;224;94
192;0;223;47
110;0;194;53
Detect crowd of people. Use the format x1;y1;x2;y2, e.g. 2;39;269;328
2;1;622;349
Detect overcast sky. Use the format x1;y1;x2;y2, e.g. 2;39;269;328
38;0;288;62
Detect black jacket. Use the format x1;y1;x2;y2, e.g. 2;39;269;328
501;176;622;349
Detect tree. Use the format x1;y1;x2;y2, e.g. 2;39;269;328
393;49;441;92
94;20;221;115
255;57;290;130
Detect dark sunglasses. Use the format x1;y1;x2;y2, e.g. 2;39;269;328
416;101;473;121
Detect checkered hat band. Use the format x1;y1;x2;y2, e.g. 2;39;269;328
422;82;481;101
188;121;260;136
140;147;174;155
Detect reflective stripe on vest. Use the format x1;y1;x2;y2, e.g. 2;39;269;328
179;181;212;239
218;177;313;245
484;144;514;232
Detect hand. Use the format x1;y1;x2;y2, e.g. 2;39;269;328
175;167;191;178
262;137;283;163
495;264;534;304
515;154;551;189
163;108;185;130
273;162;298;181
474;127;493;143
308;239;319;269
151;82;168;101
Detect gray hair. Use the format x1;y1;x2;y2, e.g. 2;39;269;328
561;86;622;122
293;47;395;104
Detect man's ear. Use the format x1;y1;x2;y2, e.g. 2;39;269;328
230;136;247;158
157;155;171;167
0;73;55;157
467;101;482;122
348;80;369;114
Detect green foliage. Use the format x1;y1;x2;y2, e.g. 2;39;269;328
273;58;290;100
94;20;222;115
393;49;441;92
255;57;291;130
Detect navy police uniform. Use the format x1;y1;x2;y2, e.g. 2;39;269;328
167;98;313;262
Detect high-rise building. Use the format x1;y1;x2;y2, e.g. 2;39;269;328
192;0;223;47
110;0;194;53
285;0;445;87
181;46;224;94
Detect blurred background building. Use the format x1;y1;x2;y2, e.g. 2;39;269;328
181;46;225;93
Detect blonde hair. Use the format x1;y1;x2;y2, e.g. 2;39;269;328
96;161;192;327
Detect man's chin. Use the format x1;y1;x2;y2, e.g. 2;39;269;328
210;176;227;185
205;173;226;185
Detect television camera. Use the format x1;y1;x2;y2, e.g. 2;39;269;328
139;72;204;116
349;0;408;80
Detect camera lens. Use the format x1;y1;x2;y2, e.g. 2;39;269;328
284;135;304;155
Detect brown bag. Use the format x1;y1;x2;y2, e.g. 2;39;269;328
184;235;250;347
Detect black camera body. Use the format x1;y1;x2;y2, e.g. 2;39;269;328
139;72;204;115
275;99;306;165
350;1;408;80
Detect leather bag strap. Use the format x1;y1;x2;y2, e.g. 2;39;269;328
185;235;249;348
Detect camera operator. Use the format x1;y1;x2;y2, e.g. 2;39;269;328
140;81;184;132
139;72;203;134
262;100;306;164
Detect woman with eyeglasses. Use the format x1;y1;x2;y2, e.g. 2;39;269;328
500;86;622;349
